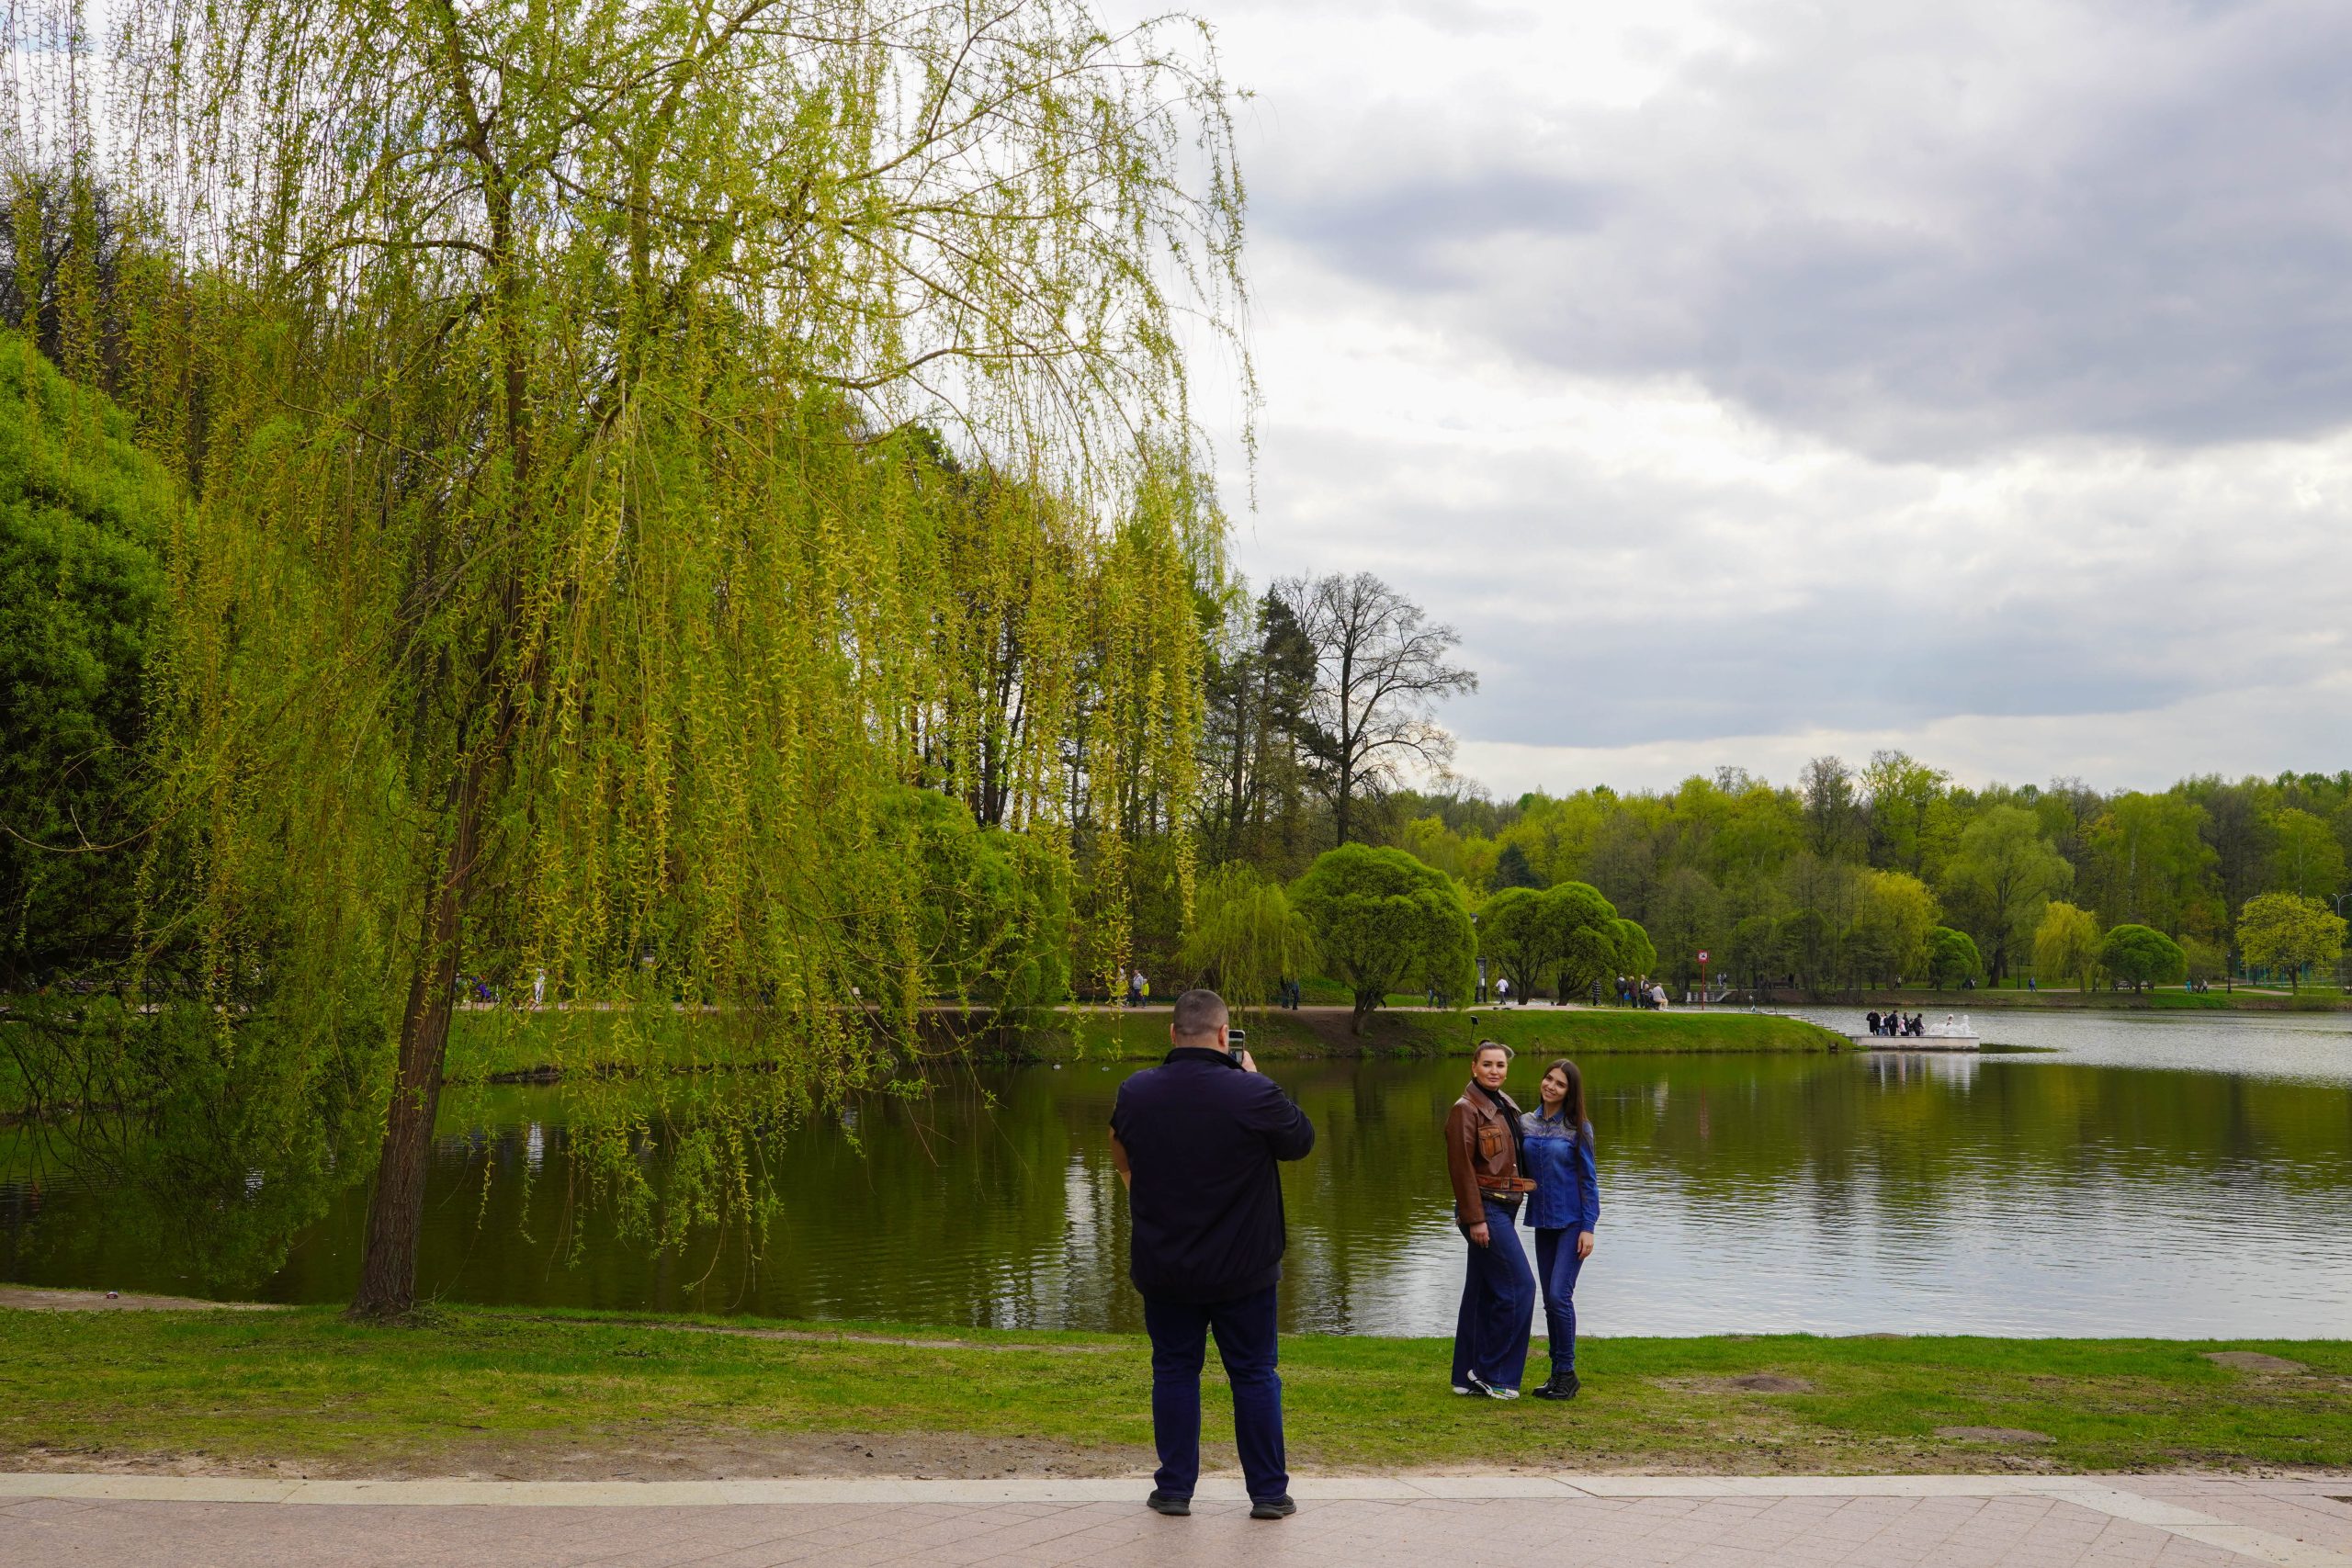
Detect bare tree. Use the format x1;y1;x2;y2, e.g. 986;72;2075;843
1277;572;1478;846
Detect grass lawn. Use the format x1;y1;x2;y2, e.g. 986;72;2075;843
1023;1007;1843;1061
436;1005;1843;1081
1;1303;2344;1478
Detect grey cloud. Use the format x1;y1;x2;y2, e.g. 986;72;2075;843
1251;0;2352;457
1276;172;1617;294
1242;421;2341;750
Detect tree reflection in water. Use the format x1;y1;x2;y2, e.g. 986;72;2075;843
7;1048;2351;1335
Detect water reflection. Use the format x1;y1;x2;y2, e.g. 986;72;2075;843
6;1027;2352;1337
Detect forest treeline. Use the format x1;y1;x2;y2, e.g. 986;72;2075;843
1177;583;2350;997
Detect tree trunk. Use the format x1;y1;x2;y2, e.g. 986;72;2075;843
349;754;485;1321
1351;989;1374;1035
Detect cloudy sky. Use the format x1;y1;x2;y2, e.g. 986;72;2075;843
1164;0;2352;796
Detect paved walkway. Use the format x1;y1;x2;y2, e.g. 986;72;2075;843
6;1472;2350;1567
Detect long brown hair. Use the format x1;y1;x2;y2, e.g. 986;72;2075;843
1541;1058;1590;1135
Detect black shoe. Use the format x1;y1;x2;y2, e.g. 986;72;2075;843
1250;1495;1297;1519
1532;1370;1581;1401
1146;1489;1191;1516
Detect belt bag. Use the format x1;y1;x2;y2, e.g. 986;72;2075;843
1476;1174;1537;1194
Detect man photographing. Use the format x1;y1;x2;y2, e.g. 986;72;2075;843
1109;988;1317;1521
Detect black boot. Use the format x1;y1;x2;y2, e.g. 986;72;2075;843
1532;1368;1580;1400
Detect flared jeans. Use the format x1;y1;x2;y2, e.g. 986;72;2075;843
1450;1199;1535;1391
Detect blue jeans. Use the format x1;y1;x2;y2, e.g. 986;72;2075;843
1534;1226;1586;1373
1141;1285;1287;1502
1450;1200;1534;1390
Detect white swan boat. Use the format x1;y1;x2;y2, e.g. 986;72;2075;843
1849;1012;1981;1050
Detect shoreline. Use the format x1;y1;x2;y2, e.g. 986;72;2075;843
1834;988;2349;1013
432;1006;1848;1083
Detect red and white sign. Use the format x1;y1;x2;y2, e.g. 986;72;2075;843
1697;951;1710;963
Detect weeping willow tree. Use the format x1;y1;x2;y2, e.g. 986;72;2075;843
11;0;1248;1315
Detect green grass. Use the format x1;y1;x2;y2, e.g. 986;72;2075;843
435;1005;1843;1079
1014;1006;1843;1061
1;1303;2344;1476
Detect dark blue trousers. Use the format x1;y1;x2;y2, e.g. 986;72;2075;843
1533;1226;1586;1373
1141;1284;1287;1502
1450;1200;1534;1390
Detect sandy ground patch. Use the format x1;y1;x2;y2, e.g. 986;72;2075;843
0;1286;287;1313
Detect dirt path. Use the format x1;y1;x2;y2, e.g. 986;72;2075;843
0;1285;288;1313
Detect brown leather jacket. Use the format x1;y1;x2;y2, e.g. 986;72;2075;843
1445;1081;1534;1225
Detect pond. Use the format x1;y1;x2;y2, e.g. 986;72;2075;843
6;1010;2349;1337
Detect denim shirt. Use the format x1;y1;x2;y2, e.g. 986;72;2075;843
1518;1108;1599;1232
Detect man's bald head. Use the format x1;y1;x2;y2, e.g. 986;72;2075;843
1170;988;1229;1046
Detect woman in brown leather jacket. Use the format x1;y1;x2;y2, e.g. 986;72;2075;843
1445;1041;1537;1398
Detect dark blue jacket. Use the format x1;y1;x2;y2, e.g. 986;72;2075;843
1110;1046;1317;1303
1518;1107;1600;1232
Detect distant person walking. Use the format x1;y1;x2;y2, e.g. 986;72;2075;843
1110;989;1316;1521
1521;1058;1599;1400
1446;1042;1537;1398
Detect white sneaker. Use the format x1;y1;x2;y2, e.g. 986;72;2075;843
1464;1371;1518;1401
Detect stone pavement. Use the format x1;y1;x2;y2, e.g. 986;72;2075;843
5;1472;2350;1568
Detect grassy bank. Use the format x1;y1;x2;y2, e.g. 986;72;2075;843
1;1302;2344;1477
436;1006;1843;1081
1018;1006;1844;1061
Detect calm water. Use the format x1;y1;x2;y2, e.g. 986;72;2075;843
6;1010;2349;1337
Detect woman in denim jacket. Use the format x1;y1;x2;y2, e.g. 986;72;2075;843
1520;1058;1598;1400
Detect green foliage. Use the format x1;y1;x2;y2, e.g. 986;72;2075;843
1480;881;1630;997
2234;893;2346;993
1939;806;2072;982
0;335;171;983
1925;926;1982;989
862;787;1071;1017
2100;924;2188;992
2032;901;2103;992
1399;811;1498;892
1849;871;1938;986
2264;809;2346;904
1374;766;2352;1000
1290;843;1475;1032
1608;916;1657;978
1860;750;1951;874
22;0;1253;1311
2178;935;2230;984
1488;842;1540;891
1174;863;1317;1007
2086;795;2218;940
1477;887;1548;997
